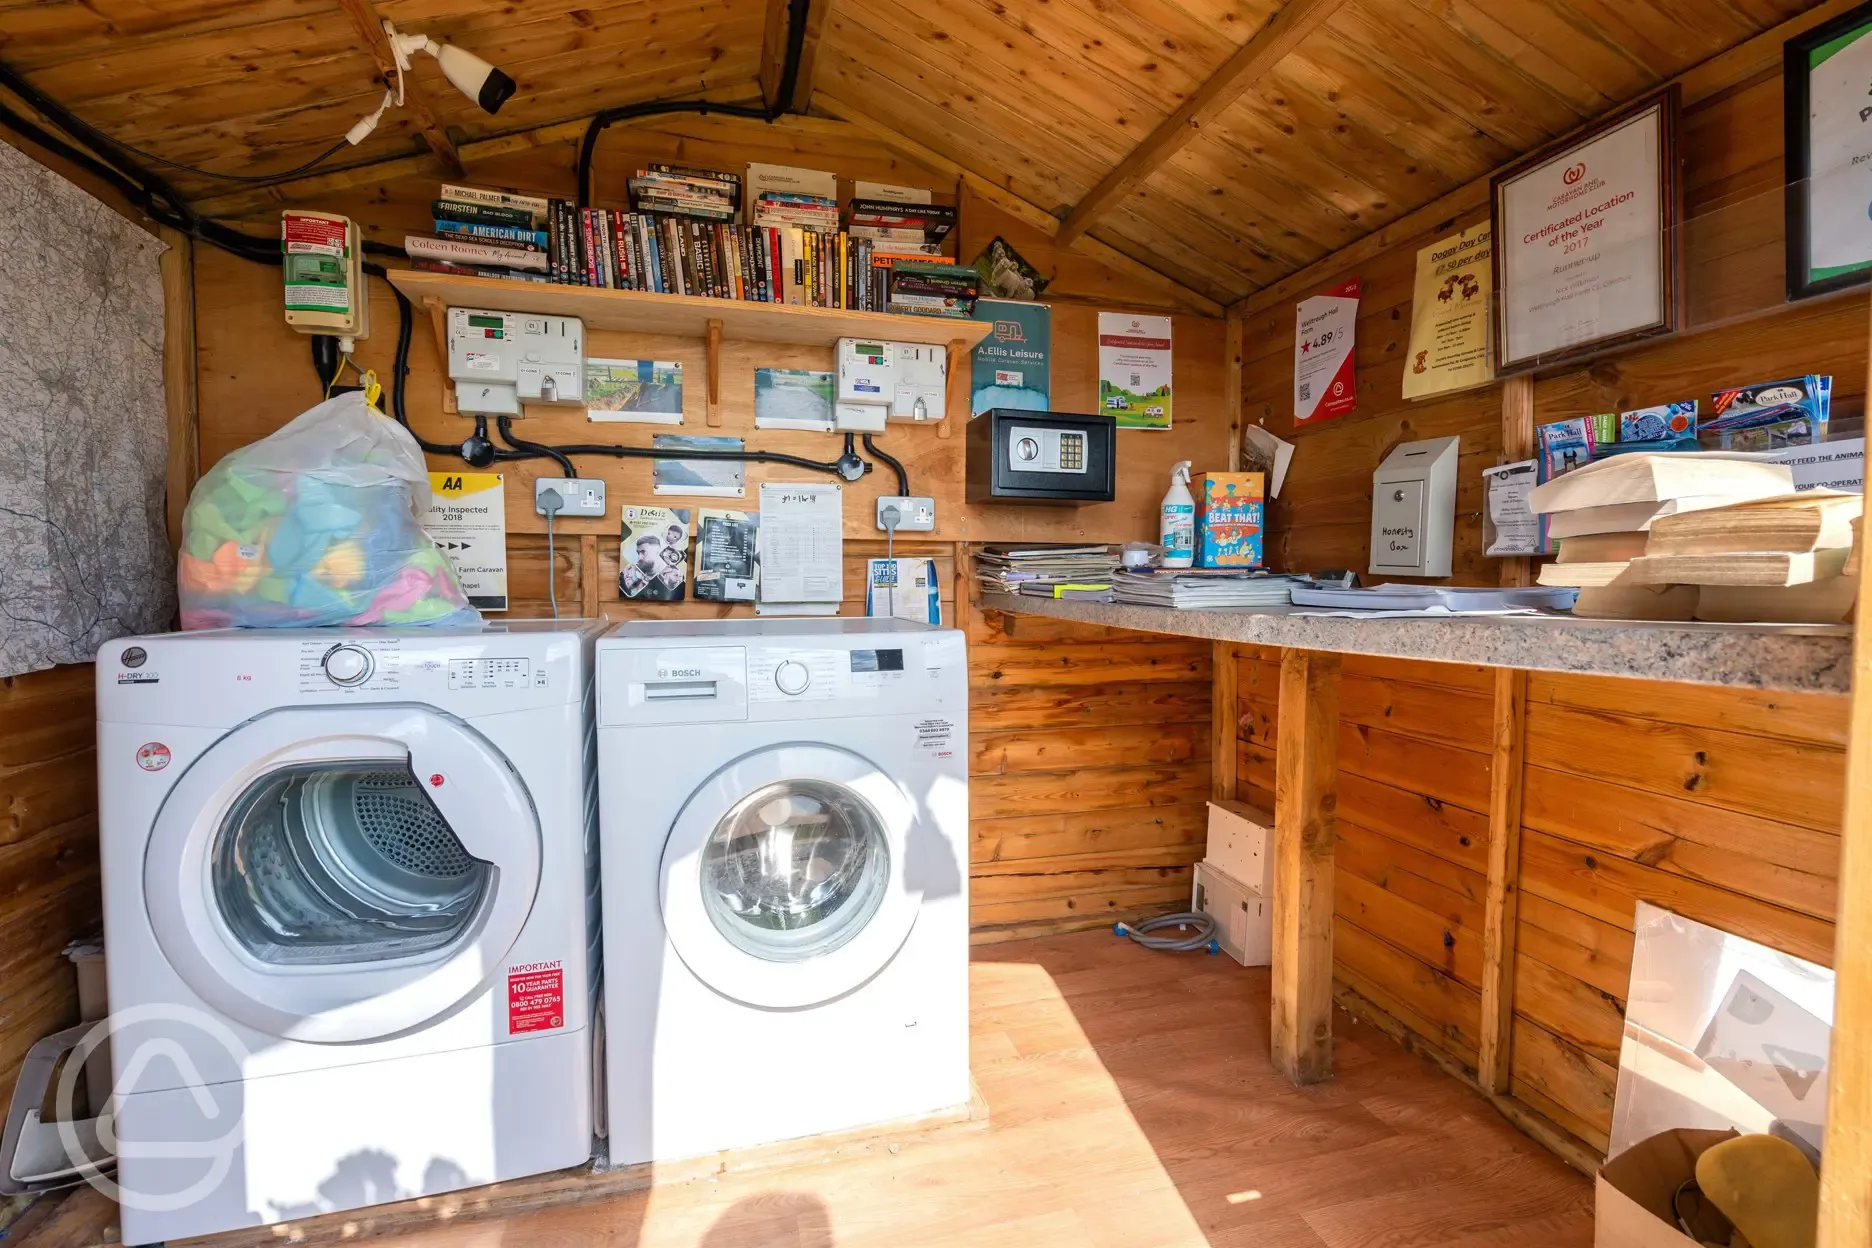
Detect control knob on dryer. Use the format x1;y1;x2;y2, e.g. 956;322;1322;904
323;644;374;686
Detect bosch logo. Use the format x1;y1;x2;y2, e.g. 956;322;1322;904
1562;162;1587;185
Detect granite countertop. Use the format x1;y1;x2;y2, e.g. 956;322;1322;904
978;593;1855;694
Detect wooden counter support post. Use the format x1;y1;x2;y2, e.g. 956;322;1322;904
942;338;969;440
1478;667;1528;1094
1272;647;1340;1085
1212;642;1238;802
1817;305;1872;1247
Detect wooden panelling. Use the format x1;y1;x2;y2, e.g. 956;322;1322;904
0;665;100;1112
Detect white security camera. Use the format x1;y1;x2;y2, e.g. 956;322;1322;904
385;22;516;115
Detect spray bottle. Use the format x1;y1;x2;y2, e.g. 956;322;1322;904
1160;460;1195;568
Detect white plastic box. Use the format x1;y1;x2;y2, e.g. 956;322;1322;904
1191;861;1270;967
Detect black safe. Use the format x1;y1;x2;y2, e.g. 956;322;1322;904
966;409;1118;504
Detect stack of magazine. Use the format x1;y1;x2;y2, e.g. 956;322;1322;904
975;545;1118;600
1113;568;1305;609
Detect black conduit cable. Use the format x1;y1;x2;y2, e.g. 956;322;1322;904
862;434;910;497
495;416;577;478
575;0;812;207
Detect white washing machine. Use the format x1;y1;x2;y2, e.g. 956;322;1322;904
94;621;604;1245
596;618;968;1164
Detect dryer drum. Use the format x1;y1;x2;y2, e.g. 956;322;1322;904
212;762;491;966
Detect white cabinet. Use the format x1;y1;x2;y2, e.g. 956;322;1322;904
1369;436;1459;577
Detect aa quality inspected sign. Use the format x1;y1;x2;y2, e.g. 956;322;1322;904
426;472;508;611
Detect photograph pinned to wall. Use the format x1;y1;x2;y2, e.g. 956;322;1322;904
1096;312;1172;430
653;435;746;497
754;367;835;431
694;508;758;602
972;236;1050;301
1403;227;1493;400
1787;3;1872;299
1492;86;1680;370
971;299;1050;415
585;358;683;424
618;505;691;602
1294;278;1358;423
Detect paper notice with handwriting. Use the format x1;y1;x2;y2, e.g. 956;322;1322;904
758;483;843;605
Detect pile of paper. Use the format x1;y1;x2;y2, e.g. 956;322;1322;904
1113;569;1303;609
975;545;1117;599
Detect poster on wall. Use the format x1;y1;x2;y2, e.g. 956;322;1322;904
425;472;508;611
1403;227;1494;400
1293;278;1359;423
1096;312;1172;429
1492;86;1680;371
971;299;1050;414
1786;3;1872;300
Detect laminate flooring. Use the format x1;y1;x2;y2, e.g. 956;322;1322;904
15;931;1593;1248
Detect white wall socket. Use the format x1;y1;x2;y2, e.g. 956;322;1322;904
535;477;607;517
876;496;936;531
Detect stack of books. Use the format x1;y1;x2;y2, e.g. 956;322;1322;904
406;184;552;279
628;166;738;221
1528;453;1836;621
848;198;953;259
975;545;1117;598
888;259;981;319
1113;569;1302;609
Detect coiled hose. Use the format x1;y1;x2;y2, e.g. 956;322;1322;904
1114;912;1219;953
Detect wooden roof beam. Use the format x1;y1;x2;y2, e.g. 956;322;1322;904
818;93;1225;317
1053;0;1347;247
336;0;463;178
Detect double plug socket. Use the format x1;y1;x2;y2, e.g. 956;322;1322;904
535;477;607;517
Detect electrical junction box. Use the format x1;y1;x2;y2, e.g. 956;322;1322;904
889;343;946;422
447;307;584;416
836;337;894;432
1369;435;1459;578
282;211;368;343
1191;861;1270;968
966;409;1116;504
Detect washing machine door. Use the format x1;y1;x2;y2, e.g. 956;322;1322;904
660;743;922;1009
144;705;541;1044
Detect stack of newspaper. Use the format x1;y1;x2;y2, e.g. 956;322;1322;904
975;544;1119;600
1113;568;1305;609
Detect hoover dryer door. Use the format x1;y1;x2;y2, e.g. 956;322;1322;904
144;705;541;1043
659;743;922;1008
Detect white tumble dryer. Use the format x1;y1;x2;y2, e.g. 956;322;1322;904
94;621;604;1246
596;618;969;1164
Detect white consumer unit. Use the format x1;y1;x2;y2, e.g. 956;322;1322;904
95;622;604;1245
596;618;969;1163
447;307;584;415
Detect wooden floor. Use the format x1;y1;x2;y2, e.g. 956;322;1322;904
14;932;1591;1248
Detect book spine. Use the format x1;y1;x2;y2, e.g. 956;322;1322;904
434;219;548;249
440;184;551;216
432;199;539;229
545;200;562;283
403;234;549;272
602;211;617;288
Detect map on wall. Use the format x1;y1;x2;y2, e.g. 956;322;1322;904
0;140;174;678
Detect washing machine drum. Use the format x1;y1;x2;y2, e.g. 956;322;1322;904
214;763;492;966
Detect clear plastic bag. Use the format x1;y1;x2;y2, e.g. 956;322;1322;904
178;392;480;630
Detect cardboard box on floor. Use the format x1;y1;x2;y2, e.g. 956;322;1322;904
1595;1128;1738;1247
1593;903;1833;1246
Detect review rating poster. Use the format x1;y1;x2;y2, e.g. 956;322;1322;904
425;472;508;611
1294;278;1360;423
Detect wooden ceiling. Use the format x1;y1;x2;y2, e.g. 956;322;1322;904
0;0;1826;313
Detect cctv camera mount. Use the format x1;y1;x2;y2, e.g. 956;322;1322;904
384;21;517;115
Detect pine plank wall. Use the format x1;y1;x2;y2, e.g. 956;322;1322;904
1233;30;1860;1163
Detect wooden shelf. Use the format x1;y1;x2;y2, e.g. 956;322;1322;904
386;269;994;348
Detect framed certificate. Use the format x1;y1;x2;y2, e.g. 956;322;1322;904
1786;2;1872;301
1491;87;1682;372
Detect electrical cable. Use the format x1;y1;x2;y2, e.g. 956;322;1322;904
538;487;565;620
494;416;577;478
862;433;910;497
1113;912;1220;954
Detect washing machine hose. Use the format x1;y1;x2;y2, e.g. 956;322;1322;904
1113;912;1220;954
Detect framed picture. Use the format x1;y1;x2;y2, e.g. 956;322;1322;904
1491;86;1682;373
1786;1;1872;301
